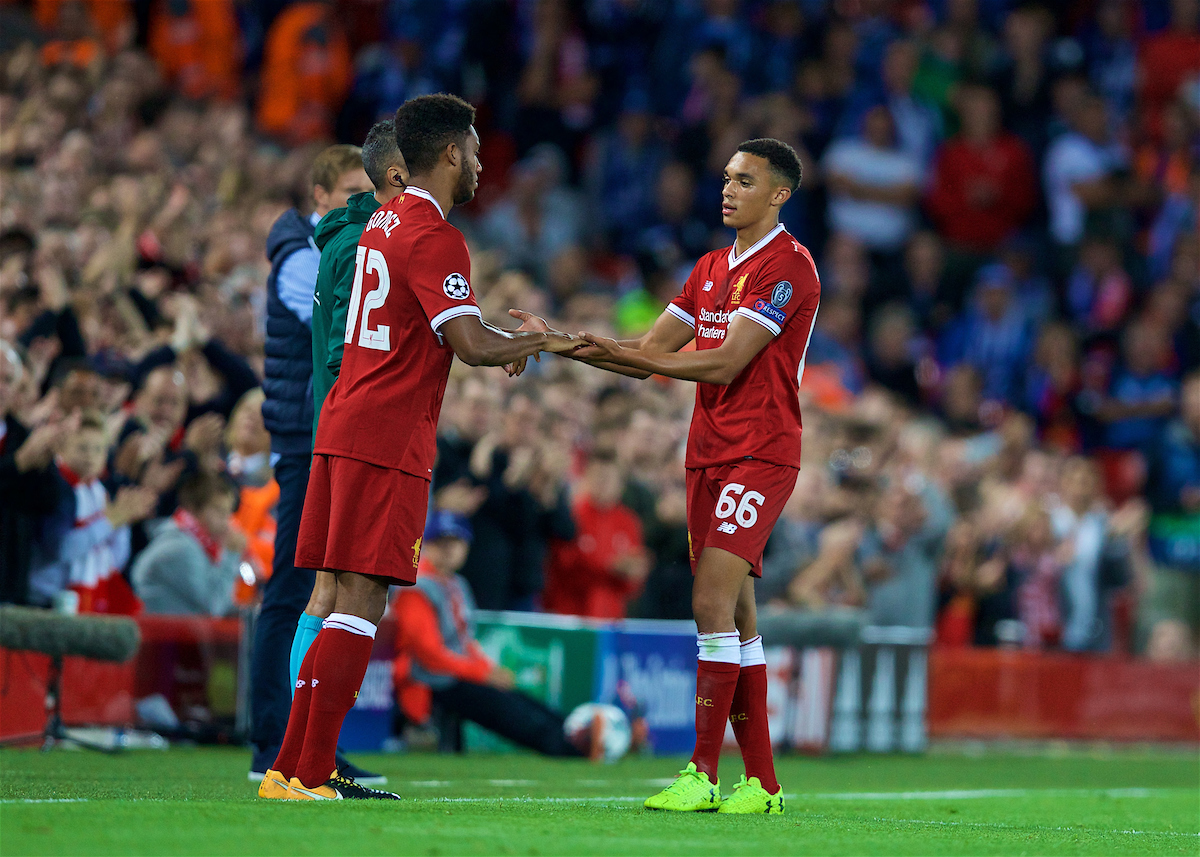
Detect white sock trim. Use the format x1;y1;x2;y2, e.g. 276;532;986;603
740;635;765;667
323;612;377;639
697;632;741;664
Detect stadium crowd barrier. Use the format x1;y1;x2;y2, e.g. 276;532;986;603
927;646;1200;742
1;612;1196;748
0;615;242;744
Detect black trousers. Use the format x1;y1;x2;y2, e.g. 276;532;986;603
432;681;583;757
249;452;313;772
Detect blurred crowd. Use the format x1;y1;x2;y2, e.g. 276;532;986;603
0;0;1197;661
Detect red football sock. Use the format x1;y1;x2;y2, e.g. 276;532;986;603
294;621;374;788
272;632;322;779
690;660;740;782
730;664;779;793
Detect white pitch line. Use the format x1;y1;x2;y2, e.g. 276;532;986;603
2;794;1193;839
421;796;644;804
404;795;1198;838
395;785;1173;801
803;787;1168;801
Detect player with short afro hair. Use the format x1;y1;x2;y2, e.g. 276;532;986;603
260;93;577;802
736;138;802;192
393;94;477;177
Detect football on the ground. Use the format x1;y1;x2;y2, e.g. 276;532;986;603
563;703;632;763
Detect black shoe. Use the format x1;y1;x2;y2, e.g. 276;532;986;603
289;771;401;801
335;752;387;786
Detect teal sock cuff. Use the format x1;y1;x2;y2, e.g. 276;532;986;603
288;614;324;696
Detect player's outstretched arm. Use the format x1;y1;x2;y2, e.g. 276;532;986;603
440;314;577;369
573;314;774;386
508;307;695;380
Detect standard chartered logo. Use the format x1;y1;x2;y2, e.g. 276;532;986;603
697;308;729;340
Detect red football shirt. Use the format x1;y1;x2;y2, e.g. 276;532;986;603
667;224;821;470
314;187;482;477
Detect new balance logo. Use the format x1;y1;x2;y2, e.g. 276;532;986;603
717;521;738;535
703;279;714;292
311;679;319;687
296;680;305;689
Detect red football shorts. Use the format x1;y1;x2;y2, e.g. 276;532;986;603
685;459;799;577
295;453;429;585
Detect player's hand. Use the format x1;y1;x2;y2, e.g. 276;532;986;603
540;332;580;354
507;309;554;372
508;308;552;334
570;332;621;362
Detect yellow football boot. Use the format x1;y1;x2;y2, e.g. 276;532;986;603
257;769;290;799
286;772;400;801
643;762;721;811
716;775;785;814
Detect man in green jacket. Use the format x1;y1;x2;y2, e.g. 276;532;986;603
287;120;408;692
312;120;409;433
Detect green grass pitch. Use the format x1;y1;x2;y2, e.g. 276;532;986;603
1;746;1196;855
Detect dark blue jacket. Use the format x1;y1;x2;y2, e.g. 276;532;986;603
263;209;315;456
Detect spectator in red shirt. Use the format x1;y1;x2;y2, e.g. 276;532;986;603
925;84;1037;255
543;448;649;619
1138;0;1200;143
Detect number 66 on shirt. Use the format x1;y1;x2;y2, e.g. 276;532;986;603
685;459;797;575
715;482;766;527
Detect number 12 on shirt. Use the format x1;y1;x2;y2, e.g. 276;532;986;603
346;246;392;352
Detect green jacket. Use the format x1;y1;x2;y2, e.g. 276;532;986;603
311;191;381;440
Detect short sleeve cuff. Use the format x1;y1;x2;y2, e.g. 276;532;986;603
666;303;695;328
732;307;781;336
430;305;482;333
